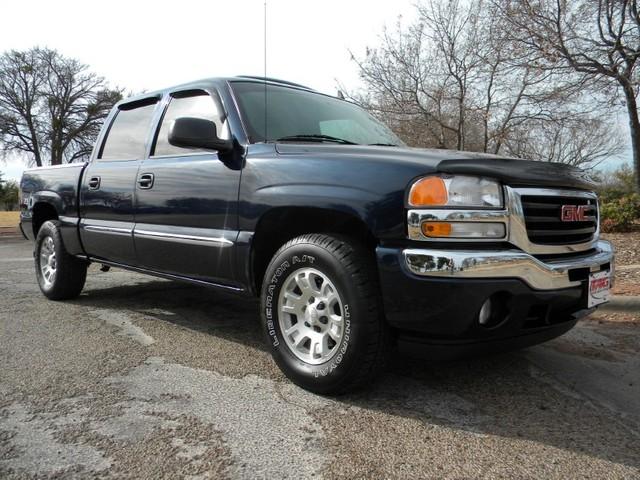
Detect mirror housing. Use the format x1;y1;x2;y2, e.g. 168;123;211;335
168;117;232;152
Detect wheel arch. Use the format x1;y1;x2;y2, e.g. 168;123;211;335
31;198;60;237
250;206;378;294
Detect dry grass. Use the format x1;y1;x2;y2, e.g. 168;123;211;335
0;211;19;228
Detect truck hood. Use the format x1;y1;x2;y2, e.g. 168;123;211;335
275;144;597;191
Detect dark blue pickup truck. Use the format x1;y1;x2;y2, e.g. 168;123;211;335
20;76;614;393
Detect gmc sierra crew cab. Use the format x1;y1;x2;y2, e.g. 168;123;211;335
19;76;614;394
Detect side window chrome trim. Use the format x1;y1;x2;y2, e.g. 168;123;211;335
149;152;217;160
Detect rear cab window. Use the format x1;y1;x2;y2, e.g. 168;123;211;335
99;98;158;160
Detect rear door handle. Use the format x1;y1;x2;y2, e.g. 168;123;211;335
138;173;154;189
88;176;101;190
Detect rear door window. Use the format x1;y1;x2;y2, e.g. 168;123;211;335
100;100;158;160
152;91;227;157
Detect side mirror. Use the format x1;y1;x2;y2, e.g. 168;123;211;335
168;117;232;152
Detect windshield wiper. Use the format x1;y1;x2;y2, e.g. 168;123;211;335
368;143;398;147
274;134;358;145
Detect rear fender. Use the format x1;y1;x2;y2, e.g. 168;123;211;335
27;192;83;254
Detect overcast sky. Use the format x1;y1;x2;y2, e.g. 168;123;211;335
0;0;631;181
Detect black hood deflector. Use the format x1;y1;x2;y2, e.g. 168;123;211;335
437;158;596;191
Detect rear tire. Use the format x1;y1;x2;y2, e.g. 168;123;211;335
260;233;387;394
35;220;87;300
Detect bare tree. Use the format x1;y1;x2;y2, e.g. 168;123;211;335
348;0;624;169
0;49;45;166
0;47;122;166
419;0;484;150
497;0;640;189
504;117;625;167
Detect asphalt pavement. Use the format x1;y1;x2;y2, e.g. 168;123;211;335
1;235;639;479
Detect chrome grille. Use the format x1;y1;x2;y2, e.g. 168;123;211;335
521;195;598;245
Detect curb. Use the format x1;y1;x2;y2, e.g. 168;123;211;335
601;296;640;313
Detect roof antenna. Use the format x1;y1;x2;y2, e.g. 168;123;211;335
264;0;268;142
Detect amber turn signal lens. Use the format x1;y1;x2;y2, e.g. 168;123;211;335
409;177;448;206
421;222;452;237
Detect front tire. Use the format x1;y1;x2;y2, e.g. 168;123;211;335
35;220;87;300
260;234;387;394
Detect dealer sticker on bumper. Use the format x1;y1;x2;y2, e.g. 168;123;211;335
588;270;611;308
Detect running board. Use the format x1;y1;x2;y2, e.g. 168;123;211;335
88;257;246;293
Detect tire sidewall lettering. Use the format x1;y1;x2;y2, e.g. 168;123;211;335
316;304;351;378
264;251;352;377
265;259;291;347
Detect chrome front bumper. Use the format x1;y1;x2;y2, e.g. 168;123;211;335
404;240;614;290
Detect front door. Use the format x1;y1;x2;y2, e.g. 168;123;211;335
79;98;159;264
133;89;241;285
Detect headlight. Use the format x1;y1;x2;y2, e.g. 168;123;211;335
408;175;503;208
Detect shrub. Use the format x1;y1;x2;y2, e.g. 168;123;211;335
597;164;636;203
0;179;18;211
600;193;640;232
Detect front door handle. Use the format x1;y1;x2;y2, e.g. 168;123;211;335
138;173;154;189
88;176;101;190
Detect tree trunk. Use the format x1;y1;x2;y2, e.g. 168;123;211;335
457;97;465;150
51;148;62;165
482;114;489;153
26;121;42;167
33;150;42;167
622;82;640;192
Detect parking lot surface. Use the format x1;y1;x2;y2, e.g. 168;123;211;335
1;236;639;479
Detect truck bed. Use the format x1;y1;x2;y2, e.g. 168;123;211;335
19;163;87;246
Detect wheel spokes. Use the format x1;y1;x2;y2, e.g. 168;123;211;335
284;323;301;337
295;271;313;294
39;236;57;287
321;281;334;298
278;266;345;365
281;304;298;314
293;332;309;350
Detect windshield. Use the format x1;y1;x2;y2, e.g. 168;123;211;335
230;81;403;146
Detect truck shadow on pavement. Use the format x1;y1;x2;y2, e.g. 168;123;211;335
70;275;640;473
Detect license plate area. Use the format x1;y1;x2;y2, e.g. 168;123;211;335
587;270;611;308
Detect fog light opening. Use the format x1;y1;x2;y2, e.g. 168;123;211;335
477;292;511;329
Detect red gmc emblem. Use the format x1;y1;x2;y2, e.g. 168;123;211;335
590;277;610;293
561;204;595;222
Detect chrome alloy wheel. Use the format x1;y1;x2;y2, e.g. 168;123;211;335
277;267;345;365
39;236;57;288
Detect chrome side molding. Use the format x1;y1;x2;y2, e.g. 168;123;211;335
134;229;234;247
82;223;234;247
83;225;132;236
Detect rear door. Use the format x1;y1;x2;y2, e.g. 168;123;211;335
79;98;159;264
133;89;241;284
